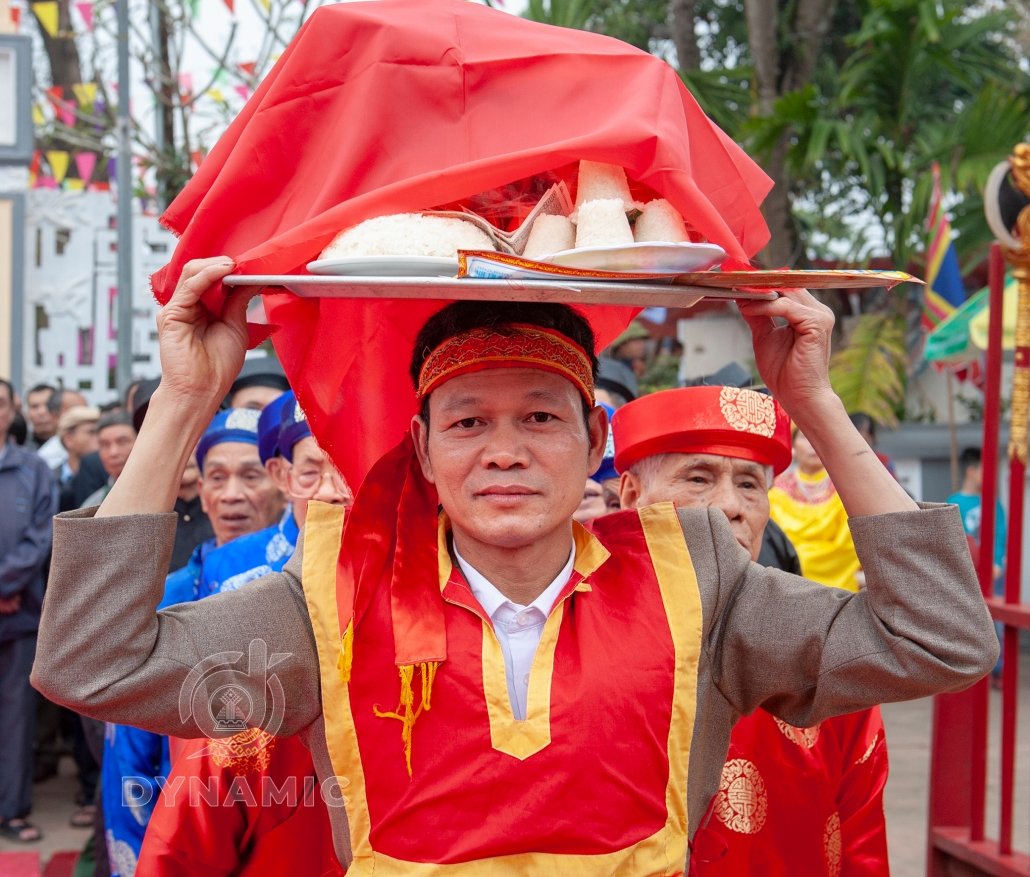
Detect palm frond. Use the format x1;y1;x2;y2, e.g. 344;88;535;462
829;313;908;428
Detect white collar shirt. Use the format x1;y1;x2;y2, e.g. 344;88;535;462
453;540;575;721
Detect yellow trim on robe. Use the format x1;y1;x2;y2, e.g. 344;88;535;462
305;503;704;876
769;470;861;592
638;502;703;860
300;501;374;865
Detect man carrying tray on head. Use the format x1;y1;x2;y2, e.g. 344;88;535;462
34;253;997;873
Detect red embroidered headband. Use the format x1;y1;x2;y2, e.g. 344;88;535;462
417;323;596;405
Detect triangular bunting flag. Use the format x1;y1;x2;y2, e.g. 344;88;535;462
234;84;249;100
75;1;92;30
31;1;59;37
72;83;96;108
11;7;21;26
178;72;193;95
30;152;41;175
32;104;45;125
36;176;57;190
221;0;232;12
256;0;269;11
75;151;97;184
65;178;85;191
190;150;203;170
58;101;76;127
237;61;256;76
46;150;70;183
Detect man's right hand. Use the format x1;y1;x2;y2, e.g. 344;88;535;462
97;258;255;519
155;258;251;405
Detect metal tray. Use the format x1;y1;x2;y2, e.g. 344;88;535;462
221;274;778;308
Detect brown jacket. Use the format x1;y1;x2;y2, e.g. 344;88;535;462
32;503;997;870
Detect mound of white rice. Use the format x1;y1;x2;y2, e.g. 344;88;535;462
320;213;496;259
634;199;688;243
575;199;634;249
524;214;575;259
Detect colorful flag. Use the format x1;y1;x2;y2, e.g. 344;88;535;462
922;162;966;332
46;150;70;183
31;1;58;36
75;151;97;184
75;1;92;30
72;82;97;108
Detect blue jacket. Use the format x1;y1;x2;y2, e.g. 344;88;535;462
0;440;57;642
199;506;299;598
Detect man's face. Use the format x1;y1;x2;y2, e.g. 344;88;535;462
967;462;983;493
230;385;284;411
98;424;136;479
61;391;88;412
199;441;285;545
286;436;353;528
0;386;14;440
620;452;771;562
574;478;607;524
63;422;98;458
412;368;607;552
26;389;57;438
615;339;648;378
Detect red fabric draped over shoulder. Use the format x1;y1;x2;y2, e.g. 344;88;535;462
151;0;772;486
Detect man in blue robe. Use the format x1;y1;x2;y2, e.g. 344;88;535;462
200;393;353;597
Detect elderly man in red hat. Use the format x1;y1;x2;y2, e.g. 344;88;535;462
31;253;998;874
615;386;889;877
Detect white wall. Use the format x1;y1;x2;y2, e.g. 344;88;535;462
22;190;173;403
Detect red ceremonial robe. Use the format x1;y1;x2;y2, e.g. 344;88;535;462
138;731;340;877
695;707;890;877
150;0;772;489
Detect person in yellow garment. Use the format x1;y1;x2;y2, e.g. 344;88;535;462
769;428;863;592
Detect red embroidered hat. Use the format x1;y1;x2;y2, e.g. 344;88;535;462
611;386;792;476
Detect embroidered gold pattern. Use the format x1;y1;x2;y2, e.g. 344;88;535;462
713;759;768;835
774;717;821;748
856;732;879;765
418;324;595;404
207;727;277;774
719;386;777;438
824;812;842;877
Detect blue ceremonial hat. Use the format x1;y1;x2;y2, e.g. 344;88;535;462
279;396;312;462
258;391;292;464
196;408;262;471
594;402;619;482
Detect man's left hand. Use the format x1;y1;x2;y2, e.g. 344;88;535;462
737;288;836;423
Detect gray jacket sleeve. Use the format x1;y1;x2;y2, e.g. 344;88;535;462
31;508;322;739
688;501;999;725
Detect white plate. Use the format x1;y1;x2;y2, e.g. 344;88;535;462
545;242;727;274
307;255;460;277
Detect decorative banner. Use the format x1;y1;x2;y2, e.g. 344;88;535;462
213;67;228;85
72;82;96;108
31;1;58;36
222;0;232;12
65;178;85;190
58;101;75;126
32;103;45;125
75;0;92;30
28;152;41;188
207;87;225;103
256;0;269;11
237;61;256;76
75;151;97;183
190;149;203;169
178;72;193;95
46;150;70;183
35;175;57;189
11;7;20;26
233;84;249;100
107;155;116;179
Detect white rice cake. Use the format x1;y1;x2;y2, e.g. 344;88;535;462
634;199;688;243
321;213;495;259
523;214;576;259
574;199;634;249
575;161;634;208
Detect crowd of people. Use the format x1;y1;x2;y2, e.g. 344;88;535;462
0;300;998;876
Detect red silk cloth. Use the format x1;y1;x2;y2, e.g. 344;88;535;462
693;707;890;877
151;0;772;487
612;386;793;475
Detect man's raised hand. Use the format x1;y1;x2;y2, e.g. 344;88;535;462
737;288;836;423
155;258;252;408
